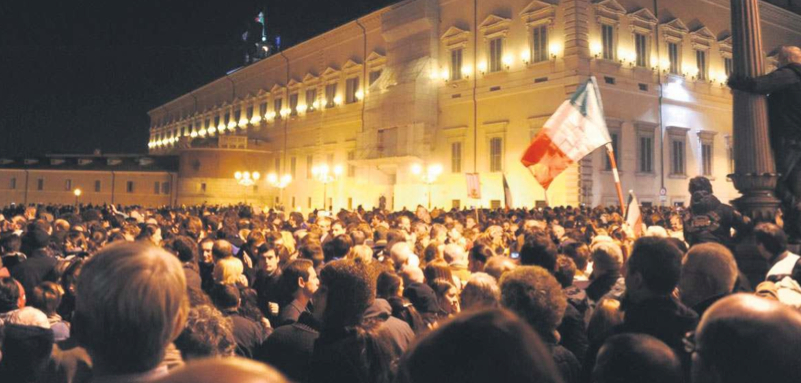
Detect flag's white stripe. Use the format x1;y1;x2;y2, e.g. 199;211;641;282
541;81;611;163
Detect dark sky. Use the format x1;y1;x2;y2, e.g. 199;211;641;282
0;0;396;157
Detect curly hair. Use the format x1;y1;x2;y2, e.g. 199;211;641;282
174;304;236;360
499;266;567;337
319;259;375;329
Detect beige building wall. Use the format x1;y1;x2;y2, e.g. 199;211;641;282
0;169;175;207
147;0;801;211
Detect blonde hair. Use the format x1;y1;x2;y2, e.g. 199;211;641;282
74;241;188;374
214;257;244;286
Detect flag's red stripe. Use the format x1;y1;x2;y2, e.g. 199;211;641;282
520;132;574;189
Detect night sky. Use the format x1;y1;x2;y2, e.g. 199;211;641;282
0;0;396;157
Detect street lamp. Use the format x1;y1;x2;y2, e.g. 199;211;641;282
234;171;261;205
267;173;292;209
73;188;82;207
312;164;343;211
411;163;443;209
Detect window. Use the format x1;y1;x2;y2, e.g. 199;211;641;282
489;37;504;72
702;142;713;176
369;70;382;85
154;181;160;195
292;196;296;208
37;179;44;191
638;134;654;173
325;83;337;108
668;42;680;74
234;109;241;123
347;151;355;178
489;137;503;172
10;177;16;190
214;115;221;127
289;93;299;116
635;33;648;67
724;57;733;77
65;179;72;191
604;132;620;171
308;197;312;209
200;183;206;193
246;106;254;119
259;102;267;117
696;50;707;80
305;89;317;112
224;112;230;125
345;77;359;104
532;25;548;63
671;139;686;175
274;98;283;119
126;181;135;193
601;24;615;60
162;182;171;195
451;142;462;173
450;49;463;81
290;157;297;179
95;180;101;192
306;155;313;179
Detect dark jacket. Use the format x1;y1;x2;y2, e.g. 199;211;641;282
11;248;58;296
253;269;282;320
257;312;320;383
308;327;370;383
542;334;581;383
277;298;307;327
557;302;589;363
683;191;746;248
363;298;415;355
183;264;202;291
586;272;625;305
222;308;269;359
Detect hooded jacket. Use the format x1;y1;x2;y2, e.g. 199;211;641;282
683;191;746;248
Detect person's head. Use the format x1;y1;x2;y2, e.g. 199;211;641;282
73;241;188;375
520;233;557;271
679;243;738;308
210;283;241;311
424;261;454;286
330;220;346;237
773;45;801;66
468;244;493;273
395;308;563;383
0;276;23;314
153;357;289;383
213;257;244;286
692;294;801;383
397;215;412;233
561;241;590;272
211;239;233;261
689;176;713;194
590;241;623;277
168;235;199;265
754;222;788;261
554;255;576;288
317;217;332;234
323;234;352;263
390;241;414;270
257;244;280;275
460;272;500;310
586;298;624;345
500;266;566;339
593;334;683;383
400;265;425;287
313;259;375;329
173;304;236;360
29;281;63;317
625;237;682;301
278;259;318;302
484;256;516;281
376;271;403;299
430;278;460;315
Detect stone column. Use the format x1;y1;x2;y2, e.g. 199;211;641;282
729;0;781;222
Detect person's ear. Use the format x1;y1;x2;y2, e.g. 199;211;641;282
298;277;306;289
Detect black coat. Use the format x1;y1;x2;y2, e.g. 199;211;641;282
683;191;746;248
11;248;58;296
257;312;320;382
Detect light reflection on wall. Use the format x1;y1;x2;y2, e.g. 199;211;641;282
663;76;693;103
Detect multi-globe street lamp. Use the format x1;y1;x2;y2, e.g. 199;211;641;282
234;171;261;205
312;164;342;211
411;163;443;209
267;173;292;209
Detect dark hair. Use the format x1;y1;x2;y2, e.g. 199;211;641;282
594;333;683;383
0;277;21;313
554;255;577;288
0;233;22;253
469;243;494;265
30;281;63;316
173;304;236;360
277;259;313;305
377;271;402;299
395;308;563;383
323;234;352;263
319;259;374;329
500;266;567;337
210;283;240;310
520;232;558;272
754;222;788;257
424;261;454;286
298;242;324;269
627;237;683;295
561;241;590;271
169;235;199;264
689;176;713;194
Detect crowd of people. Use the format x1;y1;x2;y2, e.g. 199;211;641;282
1;176;801;383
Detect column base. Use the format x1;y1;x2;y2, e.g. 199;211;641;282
729;173;781;223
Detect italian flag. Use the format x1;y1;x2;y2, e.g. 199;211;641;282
521;77;611;189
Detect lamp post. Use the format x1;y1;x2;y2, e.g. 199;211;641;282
73;188;82;208
411;163;443;209
267;173;292;209
312;164;342;211
234;171;261;205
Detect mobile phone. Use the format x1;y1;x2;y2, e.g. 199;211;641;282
511;252;520;259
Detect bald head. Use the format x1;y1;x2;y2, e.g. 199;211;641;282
390;242;413;269
593;334;682;383
693;294;801;383
679;243;738;309
775;45;801;66
212;239;233;261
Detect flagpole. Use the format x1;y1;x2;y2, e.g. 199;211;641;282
606;143;626;216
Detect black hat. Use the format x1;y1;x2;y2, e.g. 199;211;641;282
403;282;440;314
